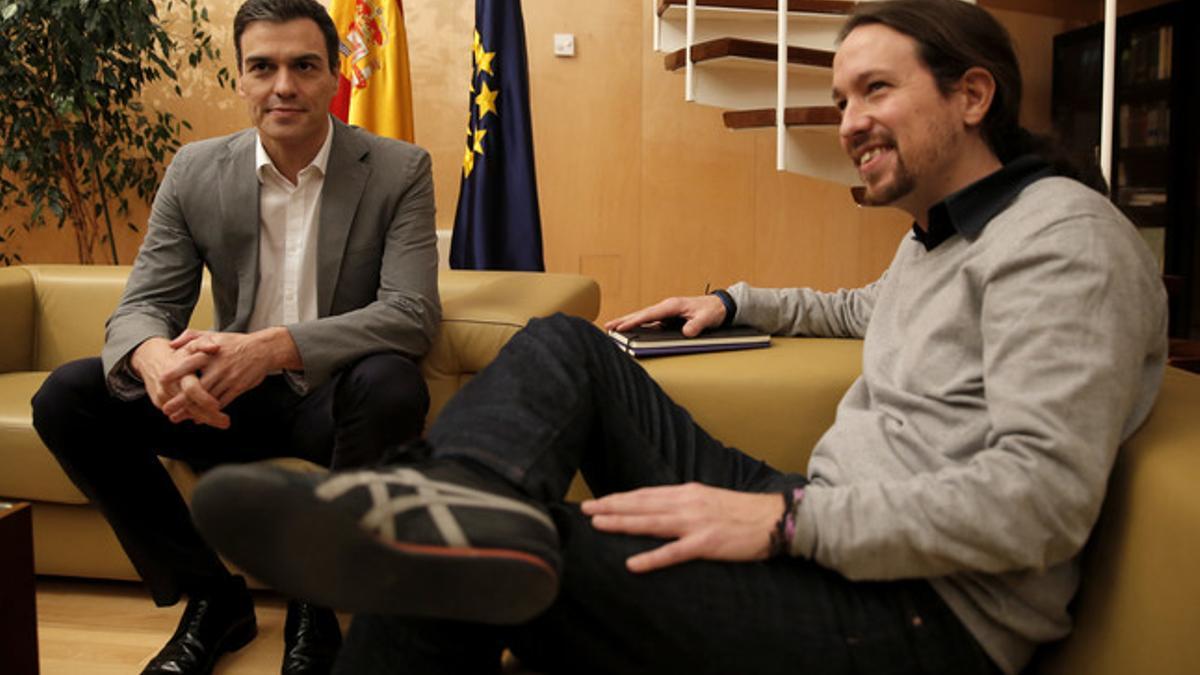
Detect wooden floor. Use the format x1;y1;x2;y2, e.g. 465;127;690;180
35;577;346;675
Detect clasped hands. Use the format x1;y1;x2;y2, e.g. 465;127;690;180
130;327;300;429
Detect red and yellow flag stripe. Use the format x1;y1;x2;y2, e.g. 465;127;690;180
328;0;415;142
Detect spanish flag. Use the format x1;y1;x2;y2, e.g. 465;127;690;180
328;0;415;142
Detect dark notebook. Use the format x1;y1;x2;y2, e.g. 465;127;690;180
608;324;771;358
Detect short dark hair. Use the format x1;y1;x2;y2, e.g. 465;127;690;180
234;0;340;75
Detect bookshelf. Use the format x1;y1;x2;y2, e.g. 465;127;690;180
1052;0;1199;338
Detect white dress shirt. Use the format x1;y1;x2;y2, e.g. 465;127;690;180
247;120;334;333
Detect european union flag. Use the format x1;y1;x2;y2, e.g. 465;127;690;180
450;0;544;271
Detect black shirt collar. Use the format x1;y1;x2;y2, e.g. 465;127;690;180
912;155;1054;251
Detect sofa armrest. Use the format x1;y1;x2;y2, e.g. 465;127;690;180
1032;367;1200;675
422;271;600;422
0;266;34;374
25;265;135;370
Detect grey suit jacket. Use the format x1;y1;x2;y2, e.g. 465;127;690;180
102;119;440;397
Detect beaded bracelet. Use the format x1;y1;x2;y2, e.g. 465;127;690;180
767;487;805;558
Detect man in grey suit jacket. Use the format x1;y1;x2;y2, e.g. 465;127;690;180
31;1;438;674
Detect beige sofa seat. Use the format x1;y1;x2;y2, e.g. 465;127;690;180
0;264;599;581
641;338;862;471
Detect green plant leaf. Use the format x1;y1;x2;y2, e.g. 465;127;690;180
0;0;228;263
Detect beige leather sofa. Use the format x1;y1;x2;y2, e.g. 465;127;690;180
4;264;1197;673
0;264;599;581
638;340;1200;675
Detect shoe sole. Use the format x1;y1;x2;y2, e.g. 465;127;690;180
192;466;559;625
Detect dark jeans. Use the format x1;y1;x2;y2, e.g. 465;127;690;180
31;352;428;606
335;315;999;675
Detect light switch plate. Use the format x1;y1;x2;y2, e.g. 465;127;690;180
554;33;575;57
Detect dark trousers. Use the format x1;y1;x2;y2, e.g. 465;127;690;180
32;352;428;606
336;314;999;675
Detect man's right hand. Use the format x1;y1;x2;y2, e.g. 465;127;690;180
130;336;230;429
604;294;727;337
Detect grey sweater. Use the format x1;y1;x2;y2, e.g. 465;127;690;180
728;176;1167;674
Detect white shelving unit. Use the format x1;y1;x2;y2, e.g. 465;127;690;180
652;0;862;184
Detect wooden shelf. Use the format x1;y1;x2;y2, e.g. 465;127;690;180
1119;202;1167;213
723;106;840;129
1119;144;1170;154
657;0;855;18
1120;203;1168;228
980;0;1102;23
1118;78;1172;98
1169;338;1200;374
664;37;834;71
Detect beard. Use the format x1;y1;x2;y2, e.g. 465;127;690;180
860;152;916;206
855;113;958;209
848;129;918;207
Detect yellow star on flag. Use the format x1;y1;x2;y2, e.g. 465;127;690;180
475;82;499;120
472;30;495;77
476;49;495;77
473;128;488;154
463;143;476;178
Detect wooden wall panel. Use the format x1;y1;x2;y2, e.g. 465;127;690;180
638;59;759;308
404;1;473;235
750;131;911;291
981;0;1172;24
524;0;644;321
991;8;1070;135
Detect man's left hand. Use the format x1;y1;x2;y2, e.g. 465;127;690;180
582;483;782;573
162;327;302;411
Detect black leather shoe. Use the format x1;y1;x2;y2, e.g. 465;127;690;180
192;459;561;625
281;601;342;675
141;576;257;675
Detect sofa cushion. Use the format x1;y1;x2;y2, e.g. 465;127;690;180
641;337;863;474
0;371;87;504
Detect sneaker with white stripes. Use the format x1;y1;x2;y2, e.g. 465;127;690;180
191;459;562;625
